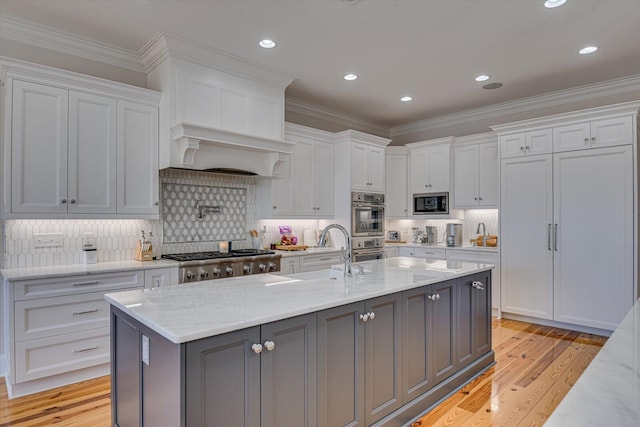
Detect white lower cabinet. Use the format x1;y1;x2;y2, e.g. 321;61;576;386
279;256;300;274
298;252;343;272
3;269;145;397
144;266;179;289
398;246;446;260
385;246;400;258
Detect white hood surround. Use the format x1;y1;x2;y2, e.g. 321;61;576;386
141;33;295;176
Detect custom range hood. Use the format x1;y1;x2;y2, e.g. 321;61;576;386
141;33;295;177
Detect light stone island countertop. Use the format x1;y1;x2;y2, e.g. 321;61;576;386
545;297;640;426
0;259;178;281
105;257;494;344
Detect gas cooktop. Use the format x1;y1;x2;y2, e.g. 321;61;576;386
162;249;275;262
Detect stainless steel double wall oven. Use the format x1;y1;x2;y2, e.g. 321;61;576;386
351;192;385;262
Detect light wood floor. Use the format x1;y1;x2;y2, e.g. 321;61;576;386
0;318;606;427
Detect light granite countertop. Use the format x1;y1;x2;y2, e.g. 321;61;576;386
545;297;640;426
0;259;178;281
105;257;494;344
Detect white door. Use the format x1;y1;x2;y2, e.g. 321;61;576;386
385;154;408;217
68;91;117;214
11;80;68;213
453;144;478;208
427;144;450;193
314;140;335;216
293;136;316;216
409;148;430;194
552;122;590;153
590;116;633;149
116;100;159;215
367;145;385;192
553;146;633;330
477;141;499;206
350;142;369;191
500;155;553;319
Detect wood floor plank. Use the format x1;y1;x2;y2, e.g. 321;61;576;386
0;319;606;427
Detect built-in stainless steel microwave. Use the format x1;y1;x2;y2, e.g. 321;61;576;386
413;192;449;215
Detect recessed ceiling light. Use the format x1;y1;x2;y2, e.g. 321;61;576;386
259;39;276;49
344;74;358;81
544;0;567;8
482;82;503;90
400;96;413;102
578;46;598;55
475;75;490;82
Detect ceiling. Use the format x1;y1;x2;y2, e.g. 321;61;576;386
1;0;640;128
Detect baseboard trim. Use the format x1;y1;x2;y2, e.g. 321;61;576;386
502;312;613;337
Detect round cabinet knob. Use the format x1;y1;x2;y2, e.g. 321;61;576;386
264;340;275;351
591;136;596;143
425;184;429;188
70;199;76;204
584;137;590;143
436;293;441;300
243;265;251;274
61;199;67;204
154;201;159;206
225;267;234;276
428;294;435;301
369;312;375;320
199;269;209;278
474;197;478;200
478;197;483;200
268;262;277;271
525;145;530;150
251;343;263;354
259;263;267;272
273;205;277;209
359;313;369;322
186;271;195;280
520;146;525;151
212;268;221;277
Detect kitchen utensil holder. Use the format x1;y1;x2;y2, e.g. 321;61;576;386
134;241;153;261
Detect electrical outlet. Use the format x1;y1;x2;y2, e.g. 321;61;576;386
34;232;64;248
83;232;96;250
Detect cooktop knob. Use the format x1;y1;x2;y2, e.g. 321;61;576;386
243;265;252;274
185;271;195;280
225;267;234;276
212;268;221;277
199;269;209;278
259;264;267;272
268;262;277;271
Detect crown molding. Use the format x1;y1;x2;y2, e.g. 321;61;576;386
454;132;497;146
405;136;455;149
391;74;640;137
285;122;335;141
333;129;391;147
285;96;390;138
0;14;146;73
140;32;295;89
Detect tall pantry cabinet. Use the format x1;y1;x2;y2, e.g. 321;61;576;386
494;102;638;332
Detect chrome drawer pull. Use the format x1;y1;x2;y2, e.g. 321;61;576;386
72;309;99;316
72;281;99;287
73;345;99;353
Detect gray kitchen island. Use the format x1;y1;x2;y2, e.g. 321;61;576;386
105;257;495;427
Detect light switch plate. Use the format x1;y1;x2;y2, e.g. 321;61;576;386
83;232;96;250
33;232;64;248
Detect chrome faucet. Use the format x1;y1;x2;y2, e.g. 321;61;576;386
318;224;352;276
476;222;487;246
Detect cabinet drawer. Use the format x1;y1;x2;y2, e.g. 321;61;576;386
299;252;343;269
398;247;446;259
15;290;133;341
14;270;143;300
446;250;497;264
15;327;110;383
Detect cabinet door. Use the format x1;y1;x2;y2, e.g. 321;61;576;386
553;146;633;330
112;311;141;427
457;271;492;366
11;80;68;213
430;279;456;384
116;100;159;214
500;155;553;319
144;267;179;289
317;302;365;427
499;133;525;159
280;256;299;274
427;144;450;192
401;286;434;402
453;144;478;207
314;140;335;216
477;141;499;206
351;142;370;191
385;154;409;217
270;154;294;216
590;116;632;148
409;148;430;194
553;122;590;153
185;327;261;427
293;136;317;216
525;129;553;155
68;91;116;213
367;145;386;192
385;246;400;258
364;293;402;425
261;313;317;427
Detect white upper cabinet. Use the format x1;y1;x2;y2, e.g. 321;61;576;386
11;80;69;214
553;116;632;153
3;60;161;218
351;142;386;193
407;138;453;195
116;100;159;215
385;148;409;218
499;129;552;158
454;134;499;208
